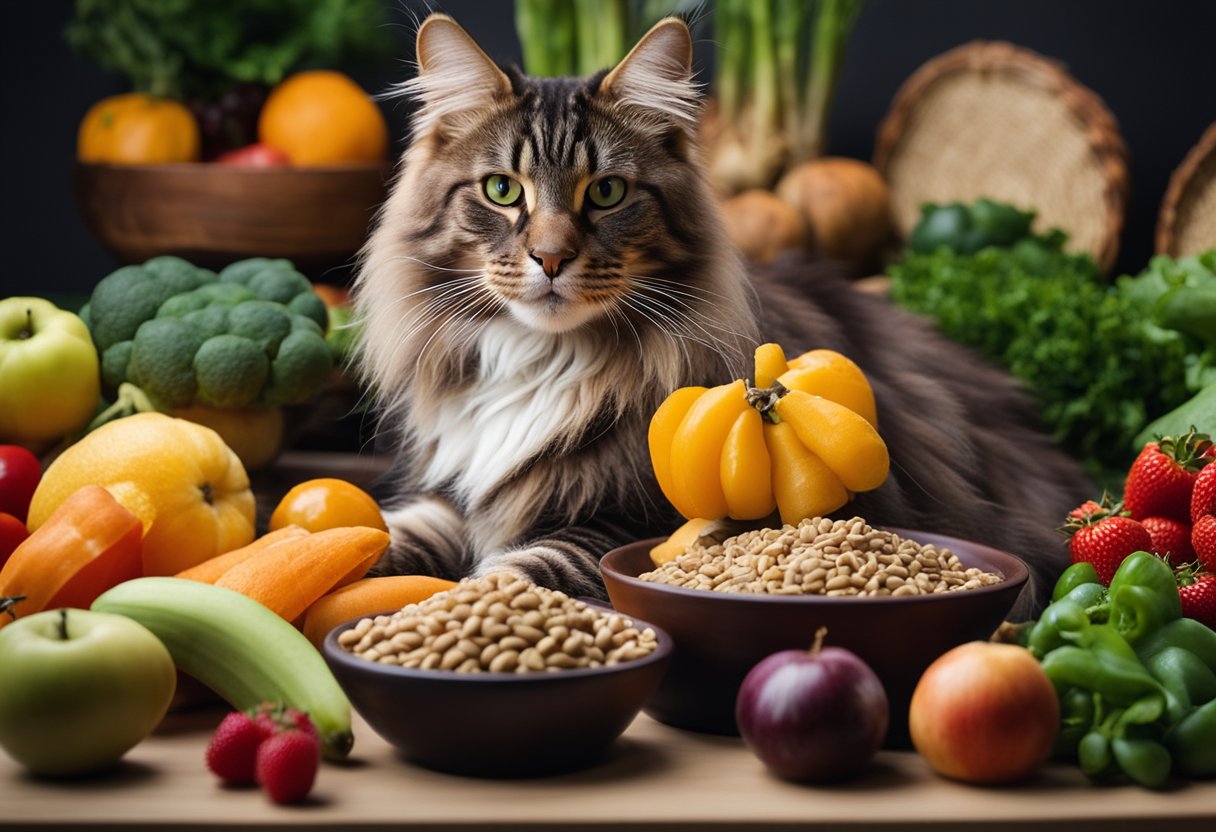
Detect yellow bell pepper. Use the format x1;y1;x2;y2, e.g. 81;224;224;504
648;343;890;525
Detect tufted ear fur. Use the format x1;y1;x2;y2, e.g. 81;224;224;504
599;17;700;129
398;14;512;139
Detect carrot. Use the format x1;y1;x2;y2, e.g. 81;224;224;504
214;526;390;622
175;525;310;583
0;485;142;627
301;575;458;648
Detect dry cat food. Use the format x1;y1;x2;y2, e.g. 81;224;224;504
639;516;1003;597
337;573;658;673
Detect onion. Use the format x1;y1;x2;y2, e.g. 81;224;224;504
775;157;892;263
719;189;808;264
735;628;888;782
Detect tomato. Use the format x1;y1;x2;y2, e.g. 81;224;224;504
0;445;42;523
215;142;291;167
0;512;29;569
269;478;388;534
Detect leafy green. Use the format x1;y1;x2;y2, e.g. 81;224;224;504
66;0;392;99
889;234;1195;480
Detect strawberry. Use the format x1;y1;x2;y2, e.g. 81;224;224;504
1140;516;1194;566
255;729;320;805
250;702;318;741
1176;564;1216;629
1192;460;1216;523
1061;497;1154;585
1194;514;1216;573
1123;429;1213;523
205;711;266;785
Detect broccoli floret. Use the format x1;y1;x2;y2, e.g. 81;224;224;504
263;330;334;406
87;256;336;410
219;258;328;330
287;291;328;330
227;300;293;356
182;305;231;341
194;335;270;408
86;257;215;350
101;341;134;389
130;318;206;408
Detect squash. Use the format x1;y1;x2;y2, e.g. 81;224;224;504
649;344;889;525
77;93;200;164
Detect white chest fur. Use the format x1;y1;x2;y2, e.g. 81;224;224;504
413;321;610;506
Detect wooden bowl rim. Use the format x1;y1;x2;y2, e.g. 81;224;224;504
73;160;393;176
601;527;1029;606
322;610;674;683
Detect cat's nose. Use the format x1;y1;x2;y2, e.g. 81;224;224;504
530;248;577;279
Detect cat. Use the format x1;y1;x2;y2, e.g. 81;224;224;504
351;14;1093;616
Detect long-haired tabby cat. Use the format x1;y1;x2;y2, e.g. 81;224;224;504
353;14;1092;615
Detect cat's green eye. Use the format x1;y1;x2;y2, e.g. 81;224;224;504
587;176;627;209
484;175;523;207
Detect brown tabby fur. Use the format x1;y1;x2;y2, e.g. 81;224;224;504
352;15;1092;616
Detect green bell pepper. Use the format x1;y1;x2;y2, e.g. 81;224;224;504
1136;617;1216;672
1145;646;1216;722
1041;645;1166;707
1053;562;1101;602
1108;551;1181;645
1167;698;1216;778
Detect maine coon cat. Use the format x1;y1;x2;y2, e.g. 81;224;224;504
352;15;1092;614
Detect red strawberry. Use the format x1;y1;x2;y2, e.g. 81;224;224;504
255;730;320;804
205;711;266;785
1192;460;1216;523
1140;516;1195;566
1176;564;1216;629
1124;429;1213;523
251;702;318;740
1061;498;1154;585
1194;514;1216;573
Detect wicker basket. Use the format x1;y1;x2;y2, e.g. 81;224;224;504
1156;122;1216;257
874;41;1129;271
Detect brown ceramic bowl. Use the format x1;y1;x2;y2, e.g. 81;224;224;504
322;611;673;777
73;162;390;274
600;528;1028;745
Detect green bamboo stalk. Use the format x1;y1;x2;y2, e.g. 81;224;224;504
516;0;579;77
748;0;780;150
573;0;630;74
715;0;749;125
795;0;865;161
774;0;808;155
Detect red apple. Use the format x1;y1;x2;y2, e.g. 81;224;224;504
215;142;290;167
0;445;41;523
909;641;1058;784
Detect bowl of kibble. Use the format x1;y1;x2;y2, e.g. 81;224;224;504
322;573;673;777
600;516;1028;743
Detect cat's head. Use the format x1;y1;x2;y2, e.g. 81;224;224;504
356;15;756;404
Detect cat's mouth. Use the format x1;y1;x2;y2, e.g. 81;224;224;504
507;283;604;333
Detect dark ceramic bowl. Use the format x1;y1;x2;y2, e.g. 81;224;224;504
600;528;1028;744
322;612;673;777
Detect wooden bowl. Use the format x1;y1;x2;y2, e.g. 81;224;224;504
322;611;673;777
874;41;1128;272
1157;121;1216;257
73;162;391;274
600;529;1028;745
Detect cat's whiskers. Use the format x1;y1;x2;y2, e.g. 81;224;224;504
411;291;505;380
388;274;486;309
388;280;493;366
626;285;745;373
384;253;486;274
628;274;757;345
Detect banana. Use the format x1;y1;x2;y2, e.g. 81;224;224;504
92;576;353;760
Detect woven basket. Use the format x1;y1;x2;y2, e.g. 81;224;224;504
1156;122;1216;256
874;41;1129;271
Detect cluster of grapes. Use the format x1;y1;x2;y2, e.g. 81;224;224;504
187;83;268;160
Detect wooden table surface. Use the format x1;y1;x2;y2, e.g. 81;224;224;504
4;706;1215;831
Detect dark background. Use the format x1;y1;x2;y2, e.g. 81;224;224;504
3;0;1213;297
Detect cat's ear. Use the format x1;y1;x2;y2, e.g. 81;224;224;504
402;14;512;138
599;18;699;129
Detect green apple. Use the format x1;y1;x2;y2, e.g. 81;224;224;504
0;608;176;776
0;297;101;447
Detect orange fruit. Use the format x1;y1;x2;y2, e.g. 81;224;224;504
77;93;200;164
269;478;388;534
27;413;255;576
258;70;388;165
